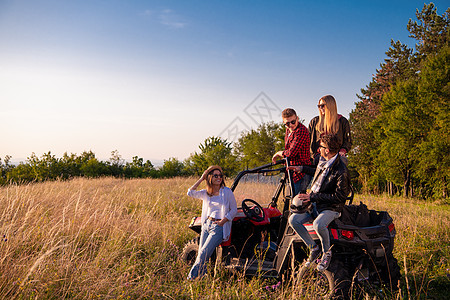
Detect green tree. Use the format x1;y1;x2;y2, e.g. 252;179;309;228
375;78;423;197
185;136;238;176
124;156;156;178
376;44;450;199
159;157;184;177
24;152;63;181
0;155;13;184
407;3;449;59
80;158;108;178
108;150;124;177
349;40;415;192
78;150;96;164
415;45;450;198
349;3;448;196
233;122;284;169
6;163;34;183
59;152;82;178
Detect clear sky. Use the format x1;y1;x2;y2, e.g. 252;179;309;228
1;0;448;165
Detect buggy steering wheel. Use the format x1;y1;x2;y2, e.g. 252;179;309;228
242;199;265;222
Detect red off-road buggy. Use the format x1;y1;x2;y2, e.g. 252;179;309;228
181;160;400;298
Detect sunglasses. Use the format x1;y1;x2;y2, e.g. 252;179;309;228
284;120;297;126
317;104;325;109
212;174;223;178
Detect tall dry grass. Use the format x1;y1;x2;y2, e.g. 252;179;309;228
355;195;450;299
0;177;198;299
0;177;448;299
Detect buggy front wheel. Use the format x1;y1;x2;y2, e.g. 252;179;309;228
180;237;217;266
181;237;199;265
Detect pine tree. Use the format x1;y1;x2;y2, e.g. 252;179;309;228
349;3;449;197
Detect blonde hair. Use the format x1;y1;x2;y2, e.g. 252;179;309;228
205;165;226;196
317;95;339;135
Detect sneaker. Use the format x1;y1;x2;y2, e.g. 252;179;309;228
317;250;332;271
305;245;322;267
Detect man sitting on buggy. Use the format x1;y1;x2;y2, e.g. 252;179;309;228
287;134;351;271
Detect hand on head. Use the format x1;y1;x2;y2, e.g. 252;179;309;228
201;166;215;180
201;165;223;181
200;170;209;181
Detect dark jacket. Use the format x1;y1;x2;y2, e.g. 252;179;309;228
308;115;352;162
303;155;350;213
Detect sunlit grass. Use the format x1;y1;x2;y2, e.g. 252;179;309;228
355;195;450;299
0;177;448;299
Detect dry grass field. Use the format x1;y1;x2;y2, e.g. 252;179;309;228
0;177;448;299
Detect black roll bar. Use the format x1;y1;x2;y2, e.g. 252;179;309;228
230;159;286;192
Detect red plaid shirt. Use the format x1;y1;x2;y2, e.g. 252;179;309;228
283;123;311;183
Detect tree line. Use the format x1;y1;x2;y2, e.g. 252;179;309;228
349;3;449;199
1;3;448;200
0;122;285;185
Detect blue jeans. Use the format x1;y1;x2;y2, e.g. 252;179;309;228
289;206;340;253
187;219;223;279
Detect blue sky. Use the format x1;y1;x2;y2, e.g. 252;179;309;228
1;1;448;165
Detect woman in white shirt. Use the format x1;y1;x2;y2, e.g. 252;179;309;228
186;165;237;280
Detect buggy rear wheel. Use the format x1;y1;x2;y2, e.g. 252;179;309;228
380;253;401;291
297;264;335;299
297;258;351;299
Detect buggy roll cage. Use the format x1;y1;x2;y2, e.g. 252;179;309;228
230;157;354;209
230;158;296;210
229;158;295;250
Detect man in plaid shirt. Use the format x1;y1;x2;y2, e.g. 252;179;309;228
272;108;311;195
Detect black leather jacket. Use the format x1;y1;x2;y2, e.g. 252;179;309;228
304;155;350;213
